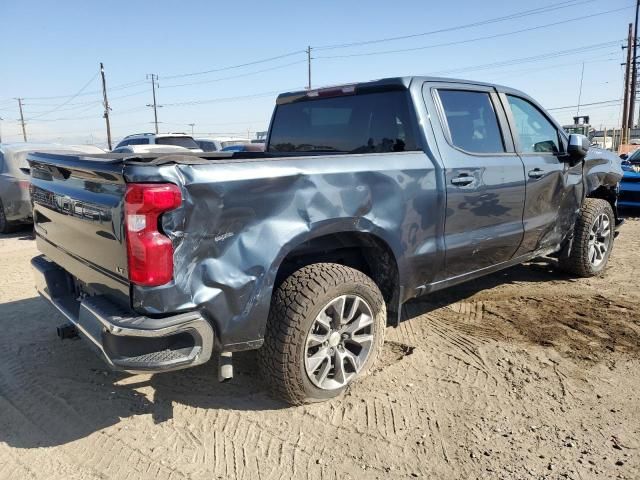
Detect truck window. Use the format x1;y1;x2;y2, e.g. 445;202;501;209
437;90;505;154
268;91;418;153
506;95;559;154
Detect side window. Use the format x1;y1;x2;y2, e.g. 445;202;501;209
507;95;559;154
129;138;149;145
438;89;505;154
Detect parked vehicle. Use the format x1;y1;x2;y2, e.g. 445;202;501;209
29;77;623;404
0;143;104;233
221;143;265;152
619;149;640;208
111;144;191;154
195;137;251;152
114;133;202;152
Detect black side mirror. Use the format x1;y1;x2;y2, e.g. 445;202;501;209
566;134;590;162
620;153;629;160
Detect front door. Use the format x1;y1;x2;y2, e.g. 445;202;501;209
427;85;526;278
501;93;583;255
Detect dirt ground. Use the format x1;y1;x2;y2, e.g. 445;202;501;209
0;222;639;480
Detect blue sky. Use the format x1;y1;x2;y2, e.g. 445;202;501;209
0;0;633;146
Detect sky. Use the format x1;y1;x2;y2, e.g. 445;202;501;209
0;0;634;147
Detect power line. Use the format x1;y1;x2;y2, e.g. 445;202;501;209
27;72;99;120
162;50;306;80
315;6;631;60
160;59;307;89
160;89;300;108
429;40;622;76
546;99;622;111
314;0;598;51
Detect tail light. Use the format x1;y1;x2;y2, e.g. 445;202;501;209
124;183;181;286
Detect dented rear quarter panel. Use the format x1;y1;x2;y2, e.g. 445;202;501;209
124;151;444;349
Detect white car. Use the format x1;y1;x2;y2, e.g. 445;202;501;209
114;133;202;152
195;137;251;152
111;144;191;154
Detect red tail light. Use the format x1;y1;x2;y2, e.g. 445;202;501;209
124;183;181;286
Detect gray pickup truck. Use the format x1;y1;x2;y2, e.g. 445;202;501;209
29;76;622;404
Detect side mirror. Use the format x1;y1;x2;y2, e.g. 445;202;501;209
620;153;629;160
566;134;590;162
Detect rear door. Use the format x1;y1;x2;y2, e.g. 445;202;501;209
424;83;526;278
500;93;582;255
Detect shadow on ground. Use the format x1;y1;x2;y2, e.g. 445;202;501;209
0;258;637;449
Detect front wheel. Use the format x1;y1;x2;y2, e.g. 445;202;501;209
259;263;386;405
559;198;615;277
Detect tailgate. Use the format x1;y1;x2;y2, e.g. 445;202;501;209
29;153;129;303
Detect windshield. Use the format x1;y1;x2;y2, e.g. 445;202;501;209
268;90;418;153
628;149;640;163
156;136;199;149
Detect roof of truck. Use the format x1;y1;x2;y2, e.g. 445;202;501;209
276;76;515;104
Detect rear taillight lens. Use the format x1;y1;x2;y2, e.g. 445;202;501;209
124;183;181;286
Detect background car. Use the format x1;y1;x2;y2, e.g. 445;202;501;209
619;149;640;208
220;143;265;152
114;133;202;152
195;137;252;152
111;144;191;154
0;143;104;233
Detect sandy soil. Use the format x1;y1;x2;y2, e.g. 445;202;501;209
0;222;638;480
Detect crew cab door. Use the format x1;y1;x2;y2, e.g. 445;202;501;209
500;93;583;255
424;84;526;278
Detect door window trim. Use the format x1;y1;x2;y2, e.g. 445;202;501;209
499;92;566;156
428;84;516;157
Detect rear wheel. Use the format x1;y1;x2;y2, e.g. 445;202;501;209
559;198;615;277
259;263;386;405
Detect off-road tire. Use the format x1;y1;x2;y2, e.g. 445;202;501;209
259;263;386;405
559;198;615;277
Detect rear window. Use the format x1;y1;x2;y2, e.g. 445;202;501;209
268;91;419;153
156;136;199;149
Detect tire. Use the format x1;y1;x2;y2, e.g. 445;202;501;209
259;263;386;405
559;198;615;277
0;198;11;234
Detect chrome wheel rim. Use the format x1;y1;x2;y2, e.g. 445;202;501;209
588;212;611;268
304;295;374;390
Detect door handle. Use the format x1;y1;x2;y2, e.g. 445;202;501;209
451;175;474;186
528;168;544;179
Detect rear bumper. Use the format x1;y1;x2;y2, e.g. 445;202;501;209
32;255;214;373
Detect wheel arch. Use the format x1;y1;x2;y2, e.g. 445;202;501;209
270;223;404;325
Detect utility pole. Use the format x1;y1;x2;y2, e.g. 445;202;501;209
100;62;113;150
622;23;633;144
15;98;27;142
146;74;160;134
576;62;585;118
188;123;195;136
630;0;640;132
307;46;312;90
0;116;3;144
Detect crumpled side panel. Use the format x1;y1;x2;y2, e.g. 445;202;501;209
584;149;623;193
125;153;442;349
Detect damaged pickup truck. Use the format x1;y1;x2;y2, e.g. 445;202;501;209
30;77;623;404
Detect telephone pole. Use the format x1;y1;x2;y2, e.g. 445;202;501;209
146;74;160;134
100;63;113;150
306;46;312;90
622;23;633;144
0;116;3;144
15;98;27;142
629;0;640;132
